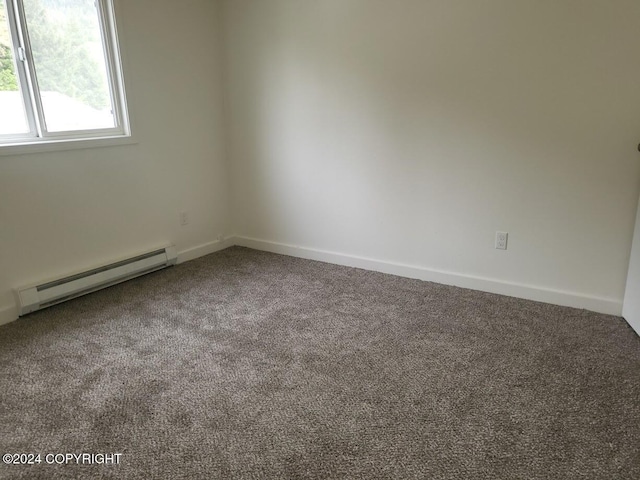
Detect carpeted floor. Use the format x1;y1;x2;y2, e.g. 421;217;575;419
0;246;639;479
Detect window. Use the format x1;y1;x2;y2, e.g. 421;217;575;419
0;0;129;148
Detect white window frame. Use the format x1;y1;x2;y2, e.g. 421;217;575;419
0;0;131;153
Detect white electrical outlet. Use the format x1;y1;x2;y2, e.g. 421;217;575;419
180;212;189;226
495;231;508;250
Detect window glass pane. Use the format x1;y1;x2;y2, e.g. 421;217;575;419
0;0;30;135
23;0;115;132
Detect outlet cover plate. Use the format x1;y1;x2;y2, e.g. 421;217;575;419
495;231;508;250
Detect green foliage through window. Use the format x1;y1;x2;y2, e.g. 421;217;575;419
24;0;110;109
1;0;126;138
0;44;17;90
0;0;18;91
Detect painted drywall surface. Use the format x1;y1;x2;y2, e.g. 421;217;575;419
0;0;230;320
222;0;640;308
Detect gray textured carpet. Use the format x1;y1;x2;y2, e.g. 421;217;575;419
1;246;639;479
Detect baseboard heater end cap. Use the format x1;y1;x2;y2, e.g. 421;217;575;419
166;245;178;265
16;287;39;316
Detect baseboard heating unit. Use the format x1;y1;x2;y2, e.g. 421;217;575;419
15;246;177;316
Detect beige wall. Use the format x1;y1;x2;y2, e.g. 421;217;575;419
223;0;640;313
0;0;230;322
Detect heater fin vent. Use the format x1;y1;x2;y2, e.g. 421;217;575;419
16;246;177;316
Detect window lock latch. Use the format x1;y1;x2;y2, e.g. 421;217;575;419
17;47;26;62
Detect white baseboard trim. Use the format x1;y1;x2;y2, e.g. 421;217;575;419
231;235;623;316
177;236;234;264
0;304;18;327
0;235;621;327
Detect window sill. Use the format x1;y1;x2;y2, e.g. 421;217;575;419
0;134;137;157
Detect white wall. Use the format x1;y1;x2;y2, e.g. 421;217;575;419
2;1;639;324
0;0;230;323
222;0;640;314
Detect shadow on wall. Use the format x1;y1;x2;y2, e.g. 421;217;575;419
225;0;640;301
